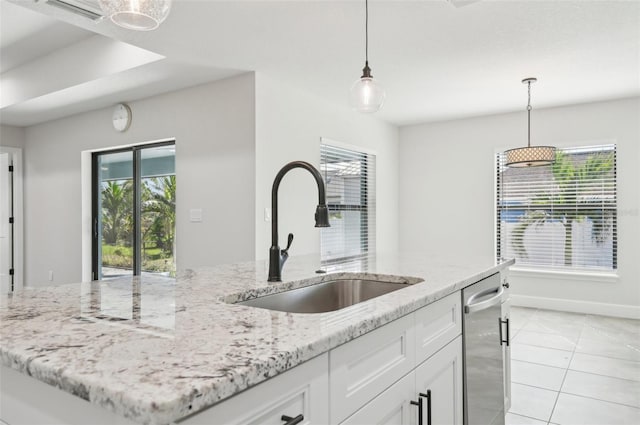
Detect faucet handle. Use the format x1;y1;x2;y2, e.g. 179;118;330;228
282;233;294;255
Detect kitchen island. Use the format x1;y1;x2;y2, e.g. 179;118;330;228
0;253;513;425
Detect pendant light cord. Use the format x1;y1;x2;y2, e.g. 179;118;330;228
365;0;369;65
527;80;532;148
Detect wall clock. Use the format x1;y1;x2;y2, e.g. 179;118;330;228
112;103;132;132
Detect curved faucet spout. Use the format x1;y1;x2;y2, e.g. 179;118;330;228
269;161;330;282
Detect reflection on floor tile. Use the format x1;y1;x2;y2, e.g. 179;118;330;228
509;308;640;425
505;412;547;425
511;343;573;368
509;383;557;422
562;370;640;408
551;393;640;425
521;319;583;339
575;335;640;362
513;330;578;351
511;360;566;391
570;352;640;382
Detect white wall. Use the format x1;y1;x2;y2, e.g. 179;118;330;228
254;73;399;261
399;97;640;316
1;125;25;148
22;73;256;286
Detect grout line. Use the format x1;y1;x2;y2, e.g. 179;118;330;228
511;358;568;370
546;312;585;423
572;347;640;363
564;367;640;383
511;340;576;352
507;411;549;424
559;389;640;410
510;380;562;393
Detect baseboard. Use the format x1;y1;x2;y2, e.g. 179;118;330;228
511;294;640;319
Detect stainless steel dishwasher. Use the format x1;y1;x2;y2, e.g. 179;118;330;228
462;273;508;425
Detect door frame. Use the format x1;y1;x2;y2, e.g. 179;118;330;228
0;147;24;292
89;140;175;280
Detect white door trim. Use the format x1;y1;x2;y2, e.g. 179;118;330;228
0;147;24;291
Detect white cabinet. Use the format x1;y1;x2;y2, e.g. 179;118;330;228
340;372;416;425
415;292;461;363
415;337;463;425
339;336;463;425
330;313;416;424
501;271;512;413
334;292;462;425
179;353;329;425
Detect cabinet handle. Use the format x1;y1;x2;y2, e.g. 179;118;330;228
499;318;510;346
281;414;304;425
505;317;510;346
420;390;432;425
410;397;423;425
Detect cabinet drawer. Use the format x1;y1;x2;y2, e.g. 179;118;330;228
415;292;461;364
340;371;416;425
330;313;415;424
179;353;329;425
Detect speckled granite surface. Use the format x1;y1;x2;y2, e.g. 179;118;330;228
0;253;513;425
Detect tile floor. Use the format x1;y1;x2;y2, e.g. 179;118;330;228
506;307;640;425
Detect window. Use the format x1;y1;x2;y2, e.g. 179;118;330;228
320;143;376;264
496;144;617;272
92;142;176;279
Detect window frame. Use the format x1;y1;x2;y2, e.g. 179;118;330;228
320;139;376;265
495;143;617;274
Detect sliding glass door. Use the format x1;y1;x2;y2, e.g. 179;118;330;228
92;142;175;280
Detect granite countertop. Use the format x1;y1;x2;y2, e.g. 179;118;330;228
0;253;513;425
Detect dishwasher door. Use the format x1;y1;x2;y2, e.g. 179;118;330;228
462;273;506;425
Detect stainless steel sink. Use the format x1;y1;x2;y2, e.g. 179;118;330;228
236;279;413;313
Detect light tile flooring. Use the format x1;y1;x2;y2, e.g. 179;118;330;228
506;307;640;425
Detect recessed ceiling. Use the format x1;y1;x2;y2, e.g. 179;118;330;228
2;0;639;127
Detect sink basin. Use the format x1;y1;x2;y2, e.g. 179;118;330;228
236;279;414;313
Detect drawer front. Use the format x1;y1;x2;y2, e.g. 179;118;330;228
415;292;461;364
330;313;416;424
340;371;416;425
179;354;329;425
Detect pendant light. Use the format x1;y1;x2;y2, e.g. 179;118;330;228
99;0;172;31
505;78;556;167
349;0;385;113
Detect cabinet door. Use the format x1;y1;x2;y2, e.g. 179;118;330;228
340;372;416;425
501;298;512;412
179;354;328;425
330;313;415;424
414;336;463;425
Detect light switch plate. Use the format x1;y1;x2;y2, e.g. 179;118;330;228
189;209;203;222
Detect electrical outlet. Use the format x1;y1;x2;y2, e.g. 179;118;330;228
48;270;53;281
264;207;271;222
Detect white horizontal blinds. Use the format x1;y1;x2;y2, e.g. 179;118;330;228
497;144;617;272
320;144;376;264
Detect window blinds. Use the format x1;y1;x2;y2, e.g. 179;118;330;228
320;144;376;264
496;144;617;272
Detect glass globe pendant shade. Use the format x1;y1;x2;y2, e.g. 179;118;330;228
99;0;172;31
350;73;385;113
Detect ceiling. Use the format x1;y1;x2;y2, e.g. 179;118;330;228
1;0;639;127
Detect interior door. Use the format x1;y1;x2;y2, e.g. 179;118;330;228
0;153;12;293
